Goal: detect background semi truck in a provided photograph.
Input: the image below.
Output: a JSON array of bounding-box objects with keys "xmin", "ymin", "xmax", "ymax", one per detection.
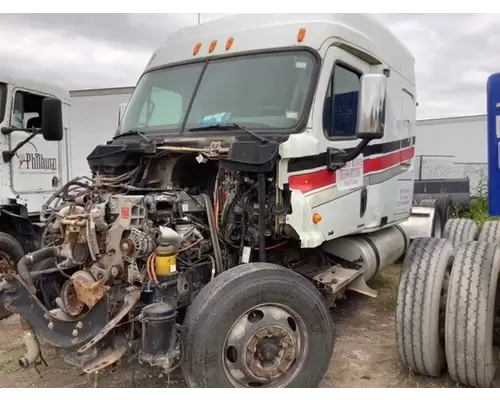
[
  {"xmin": 0, "ymin": 76, "xmax": 73, "ymax": 320},
  {"xmin": 0, "ymin": 77, "xmax": 124, "ymax": 319}
]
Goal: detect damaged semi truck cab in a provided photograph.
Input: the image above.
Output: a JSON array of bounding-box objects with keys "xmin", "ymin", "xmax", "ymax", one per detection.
[{"xmin": 0, "ymin": 14, "xmax": 428, "ymax": 388}]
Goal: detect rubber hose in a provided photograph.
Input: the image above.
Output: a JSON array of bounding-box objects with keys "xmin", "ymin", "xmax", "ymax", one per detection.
[{"xmin": 17, "ymin": 246, "xmax": 60, "ymax": 287}]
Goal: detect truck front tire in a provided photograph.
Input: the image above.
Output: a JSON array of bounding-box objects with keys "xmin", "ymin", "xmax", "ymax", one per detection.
[{"xmin": 181, "ymin": 262, "xmax": 334, "ymax": 388}]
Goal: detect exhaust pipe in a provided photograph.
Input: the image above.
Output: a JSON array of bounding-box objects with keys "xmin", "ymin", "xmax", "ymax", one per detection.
[{"xmin": 18, "ymin": 318, "xmax": 40, "ymax": 369}]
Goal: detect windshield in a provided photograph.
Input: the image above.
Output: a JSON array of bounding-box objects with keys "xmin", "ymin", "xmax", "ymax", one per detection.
[
  {"xmin": 119, "ymin": 50, "xmax": 317, "ymax": 135},
  {"xmin": 0, "ymin": 83, "xmax": 6, "ymax": 124}
]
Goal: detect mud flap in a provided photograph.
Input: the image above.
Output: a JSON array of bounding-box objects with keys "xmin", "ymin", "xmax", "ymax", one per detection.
[{"xmin": 348, "ymin": 275, "xmax": 378, "ymax": 298}]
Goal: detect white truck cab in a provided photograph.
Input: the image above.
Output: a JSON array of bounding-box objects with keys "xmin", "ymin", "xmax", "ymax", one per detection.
[
  {"xmin": 0, "ymin": 14, "xmax": 443, "ymax": 387},
  {"xmin": 0, "ymin": 76, "xmax": 68, "ymax": 254},
  {"xmin": 120, "ymin": 13, "xmax": 418, "ymax": 247}
]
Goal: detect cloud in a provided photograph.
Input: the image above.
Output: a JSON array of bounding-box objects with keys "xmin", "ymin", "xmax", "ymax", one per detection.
[
  {"xmin": 0, "ymin": 13, "xmax": 199, "ymax": 88},
  {"xmin": 376, "ymin": 13, "xmax": 498, "ymax": 117},
  {"xmin": 0, "ymin": 13, "xmax": 498, "ymax": 117}
]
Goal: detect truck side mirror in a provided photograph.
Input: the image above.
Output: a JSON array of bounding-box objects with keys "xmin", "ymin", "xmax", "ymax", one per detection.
[
  {"xmin": 356, "ymin": 73, "xmax": 387, "ymax": 140},
  {"xmin": 41, "ymin": 97, "xmax": 63, "ymax": 141}
]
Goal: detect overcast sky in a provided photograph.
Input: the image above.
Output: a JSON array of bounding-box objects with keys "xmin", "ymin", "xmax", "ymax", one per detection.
[{"xmin": 0, "ymin": 13, "xmax": 496, "ymax": 118}]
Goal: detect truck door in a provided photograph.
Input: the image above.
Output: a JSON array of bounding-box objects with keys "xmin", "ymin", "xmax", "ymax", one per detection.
[
  {"xmin": 400, "ymin": 89, "xmax": 415, "ymax": 168},
  {"xmin": 393, "ymin": 89, "xmax": 416, "ymax": 218},
  {"xmin": 8, "ymin": 89, "xmax": 62, "ymax": 194}
]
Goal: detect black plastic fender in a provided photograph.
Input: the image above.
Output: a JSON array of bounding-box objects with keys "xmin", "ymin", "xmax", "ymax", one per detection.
[{"xmin": 0, "ymin": 274, "xmax": 109, "ymax": 349}]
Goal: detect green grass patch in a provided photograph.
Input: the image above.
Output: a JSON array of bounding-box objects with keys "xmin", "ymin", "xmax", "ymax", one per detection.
[{"xmin": 455, "ymin": 174, "xmax": 499, "ymax": 227}]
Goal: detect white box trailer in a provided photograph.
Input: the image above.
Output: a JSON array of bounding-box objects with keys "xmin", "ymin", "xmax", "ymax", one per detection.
[
  {"xmin": 69, "ymin": 86, "xmax": 134, "ymax": 178},
  {"xmin": 413, "ymin": 114, "xmax": 487, "ymax": 208},
  {"xmin": 415, "ymin": 113, "xmax": 487, "ymax": 164}
]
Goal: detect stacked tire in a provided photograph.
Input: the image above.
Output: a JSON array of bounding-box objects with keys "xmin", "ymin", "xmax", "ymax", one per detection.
[
  {"xmin": 396, "ymin": 218, "xmax": 500, "ymax": 388},
  {"xmin": 419, "ymin": 193, "xmax": 455, "ymax": 236}
]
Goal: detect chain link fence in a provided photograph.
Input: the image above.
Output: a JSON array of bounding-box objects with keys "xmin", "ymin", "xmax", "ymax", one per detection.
[{"xmin": 414, "ymin": 155, "xmax": 488, "ymax": 197}]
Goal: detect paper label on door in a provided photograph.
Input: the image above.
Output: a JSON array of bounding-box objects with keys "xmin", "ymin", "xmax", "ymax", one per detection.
[
  {"xmin": 396, "ymin": 183, "xmax": 414, "ymax": 215},
  {"xmin": 337, "ymin": 154, "xmax": 363, "ymax": 191}
]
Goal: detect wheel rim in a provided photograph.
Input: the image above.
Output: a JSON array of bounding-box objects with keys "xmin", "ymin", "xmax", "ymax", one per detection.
[
  {"xmin": 222, "ymin": 303, "xmax": 309, "ymax": 387},
  {"xmin": 0, "ymin": 251, "xmax": 15, "ymax": 275}
]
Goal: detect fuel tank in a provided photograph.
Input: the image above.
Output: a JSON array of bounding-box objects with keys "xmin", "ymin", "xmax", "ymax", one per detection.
[{"xmin": 321, "ymin": 225, "xmax": 409, "ymax": 281}]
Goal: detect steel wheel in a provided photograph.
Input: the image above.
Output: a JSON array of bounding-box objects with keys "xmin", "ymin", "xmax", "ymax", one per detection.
[{"xmin": 223, "ymin": 303, "xmax": 308, "ymax": 387}]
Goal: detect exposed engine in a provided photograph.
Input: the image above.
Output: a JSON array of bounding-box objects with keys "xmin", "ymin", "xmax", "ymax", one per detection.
[{"xmin": 25, "ymin": 144, "xmax": 296, "ymax": 373}]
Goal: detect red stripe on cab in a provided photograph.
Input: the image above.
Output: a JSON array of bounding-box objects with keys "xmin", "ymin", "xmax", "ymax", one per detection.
[{"xmin": 288, "ymin": 146, "xmax": 415, "ymax": 193}]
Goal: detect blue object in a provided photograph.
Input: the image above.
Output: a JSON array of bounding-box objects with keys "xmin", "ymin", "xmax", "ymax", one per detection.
[
  {"xmin": 198, "ymin": 112, "xmax": 232, "ymax": 127},
  {"xmin": 487, "ymin": 73, "xmax": 500, "ymax": 217},
  {"xmin": 333, "ymin": 91, "xmax": 359, "ymax": 136}
]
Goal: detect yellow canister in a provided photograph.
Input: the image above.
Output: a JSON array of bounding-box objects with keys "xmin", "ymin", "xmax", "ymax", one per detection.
[{"xmin": 154, "ymin": 245, "xmax": 177, "ymax": 277}]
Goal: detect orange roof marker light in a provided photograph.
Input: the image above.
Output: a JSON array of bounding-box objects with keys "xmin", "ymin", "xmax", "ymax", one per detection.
[
  {"xmin": 312, "ymin": 213, "xmax": 322, "ymax": 224},
  {"xmin": 193, "ymin": 43, "xmax": 201, "ymax": 56},
  {"xmin": 209, "ymin": 40, "xmax": 217, "ymax": 53},
  {"xmin": 225, "ymin": 37, "xmax": 234, "ymax": 51},
  {"xmin": 297, "ymin": 28, "xmax": 306, "ymax": 43}
]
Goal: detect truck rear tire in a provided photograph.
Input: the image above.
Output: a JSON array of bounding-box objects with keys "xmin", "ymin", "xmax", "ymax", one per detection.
[
  {"xmin": 396, "ymin": 237, "xmax": 454, "ymax": 377},
  {"xmin": 435, "ymin": 193, "xmax": 454, "ymax": 225},
  {"xmin": 478, "ymin": 220, "xmax": 500, "ymax": 244},
  {"xmin": 445, "ymin": 241, "xmax": 500, "ymax": 387},
  {"xmin": 442, "ymin": 218, "xmax": 478, "ymax": 250},
  {"xmin": 419, "ymin": 193, "xmax": 454, "ymax": 229},
  {"xmin": 181, "ymin": 262, "xmax": 334, "ymax": 388},
  {"xmin": 0, "ymin": 232, "xmax": 25, "ymax": 320}
]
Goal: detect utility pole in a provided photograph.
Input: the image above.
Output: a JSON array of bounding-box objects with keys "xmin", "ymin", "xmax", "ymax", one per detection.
[{"xmin": 197, "ymin": 13, "xmax": 201, "ymax": 25}]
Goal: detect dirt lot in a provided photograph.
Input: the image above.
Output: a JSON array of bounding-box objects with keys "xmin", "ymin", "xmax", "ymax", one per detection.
[{"xmin": 0, "ymin": 264, "xmax": 485, "ymax": 388}]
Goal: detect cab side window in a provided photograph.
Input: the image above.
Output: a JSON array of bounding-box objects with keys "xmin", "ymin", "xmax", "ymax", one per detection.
[
  {"xmin": 12, "ymin": 90, "xmax": 46, "ymax": 131},
  {"xmin": 323, "ymin": 64, "xmax": 361, "ymax": 138}
]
